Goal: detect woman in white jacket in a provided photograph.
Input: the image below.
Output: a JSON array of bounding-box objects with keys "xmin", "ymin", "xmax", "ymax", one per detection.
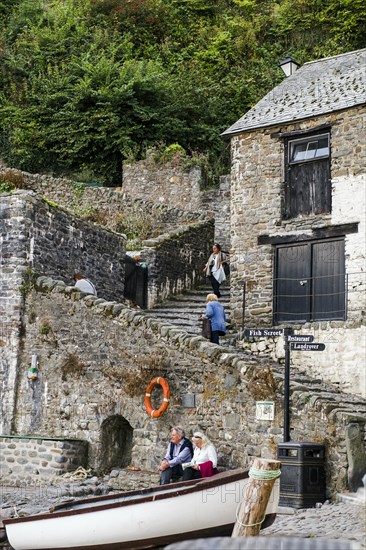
[
  {"xmin": 203, "ymin": 243, "xmax": 228, "ymax": 298},
  {"xmin": 182, "ymin": 432, "xmax": 218, "ymax": 480}
]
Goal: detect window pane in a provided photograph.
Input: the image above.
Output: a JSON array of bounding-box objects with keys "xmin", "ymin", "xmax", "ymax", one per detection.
[
  {"xmin": 290, "ymin": 135, "xmax": 329, "ymax": 163},
  {"xmin": 305, "ymin": 140, "xmax": 319, "ymax": 160},
  {"xmin": 315, "ymin": 136, "xmax": 329, "ymax": 158},
  {"xmin": 291, "ymin": 142, "xmax": 308, "ymax": 162}
]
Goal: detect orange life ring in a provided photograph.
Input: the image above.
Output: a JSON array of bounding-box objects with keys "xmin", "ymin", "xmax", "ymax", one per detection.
[{"xmin": 144, "ymin": 377, "xmax": 170, "ymax": 418}]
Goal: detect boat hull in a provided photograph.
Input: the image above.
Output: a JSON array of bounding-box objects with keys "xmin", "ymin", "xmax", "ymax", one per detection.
[{"xmin": 4, "ymin": 469, "xmax": 279, "ymax": 550}]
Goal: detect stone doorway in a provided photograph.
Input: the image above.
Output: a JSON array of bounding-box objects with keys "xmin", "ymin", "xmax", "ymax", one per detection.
[{"xmin": 100, "ymin": 415, "xmax": 133, "ymax": 470}]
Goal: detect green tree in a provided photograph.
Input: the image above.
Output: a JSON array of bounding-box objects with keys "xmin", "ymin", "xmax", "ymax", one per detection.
[{"xmin": 0, "ymin": 0, "xmax": 365, "ymax": 185}]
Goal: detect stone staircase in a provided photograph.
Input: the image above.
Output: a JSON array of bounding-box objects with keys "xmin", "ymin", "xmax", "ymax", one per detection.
[
  {"xmin": 145, "ymin": 285, "xmax": 366, "ymax": 425},
  {"xmin": 145, "ymin": 282, "xmax": 232, "ymax": 339}
]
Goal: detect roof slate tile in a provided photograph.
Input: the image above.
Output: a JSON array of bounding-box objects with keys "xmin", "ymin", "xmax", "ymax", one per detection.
[{"xmin": 222, "ymin": 49, "xmax": 366, "ymax": 137}]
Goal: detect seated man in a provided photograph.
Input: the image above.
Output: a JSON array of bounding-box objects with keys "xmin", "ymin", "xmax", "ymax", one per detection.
[
  {"xmin": 73, "ymin": 273, "xmax": 97, "ymax": 296},
  {"xmin": 159, "ymin": 426, "xmax": 193, "ymax": 485}
]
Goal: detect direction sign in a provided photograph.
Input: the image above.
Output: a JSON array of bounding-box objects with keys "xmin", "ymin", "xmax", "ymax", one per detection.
[
  {"xmin": 288, "ymin": 335, "xmax": 314, "ymax": 343},
  {"xmin": 244, "ymin": 328, "xmax": 283, "ymax": 338},
  {"xmin": 290, "ymin": 342, "xmax": 325, "ymax": 351}
]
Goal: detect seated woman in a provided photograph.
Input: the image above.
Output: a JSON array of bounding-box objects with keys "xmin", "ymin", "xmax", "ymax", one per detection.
[{"xmin": 182, "ymin": 431, "xmax": 219, "ymax": 480}]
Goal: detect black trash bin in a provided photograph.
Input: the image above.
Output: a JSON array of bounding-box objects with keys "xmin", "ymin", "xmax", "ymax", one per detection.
[{"xmin": 278, "ymin": 441, "xmax": 326, "ymax": 508}]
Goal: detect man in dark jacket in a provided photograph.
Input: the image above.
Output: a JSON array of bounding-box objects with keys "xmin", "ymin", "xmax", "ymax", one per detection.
[{"xmin": 159, "ymin": 426, "xmax": 193, "ymax": 485}]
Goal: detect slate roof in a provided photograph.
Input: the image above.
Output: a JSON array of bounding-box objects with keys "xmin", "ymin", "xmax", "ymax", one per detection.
[{"xmin": 222, "ymin": 49, "xmax": 366, "ymax": 137}]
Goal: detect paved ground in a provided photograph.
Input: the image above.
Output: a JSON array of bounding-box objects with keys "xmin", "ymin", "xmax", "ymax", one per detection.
[{"xmin": 262, "ymin": 500, "xmax": 366, "ymax": 549}]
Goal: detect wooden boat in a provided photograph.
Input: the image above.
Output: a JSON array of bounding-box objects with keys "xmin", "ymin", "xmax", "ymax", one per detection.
[{"xmin": 4, "ymin": 469, "xmax": 279, "ymax": 550}]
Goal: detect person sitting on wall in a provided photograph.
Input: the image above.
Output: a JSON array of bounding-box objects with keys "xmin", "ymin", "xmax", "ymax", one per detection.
[
  {"xmin": 73, "ymin": 273, "xmax": 97, "ymax": 296},
  {"xmin": 182, "ymin": 431, "xmax": 219, "ymax": 481},
  {"xmin": 159, "ymin": 426, "xmax": 193, "ymax": 485}
]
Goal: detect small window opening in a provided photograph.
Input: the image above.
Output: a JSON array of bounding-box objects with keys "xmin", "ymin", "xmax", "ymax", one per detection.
[{"xmin": 289, "ymin": 134, "xmax": 329, "ymax": 163}]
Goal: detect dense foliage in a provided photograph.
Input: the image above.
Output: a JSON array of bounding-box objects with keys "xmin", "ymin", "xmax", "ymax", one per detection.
[{"xmin": 0, "ymin": 0, "xmax": 365, "ymax": 185}]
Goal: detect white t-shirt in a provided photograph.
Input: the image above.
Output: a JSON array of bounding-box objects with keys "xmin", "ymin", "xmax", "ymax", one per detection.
[
  {"xmin": 75, "ymin": 278, "xmax": 97, "ymax": 296},
  {"xmin": 192, "ymin": 444, "xmax": 217, "ymax": 468}
]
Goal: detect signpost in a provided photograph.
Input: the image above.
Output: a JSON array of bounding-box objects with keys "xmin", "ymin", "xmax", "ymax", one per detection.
[
  {"xmin": 244, "ymin": 327, "xmax": 325, "ymax": 442},
  {"xmin": 290, "ymin": 342, "xmax": 325, "ymax": 351},
  {"xmin": 283, "ymin": 328, "xmax": 291, "ymax": 442},
  {"xmin": 288, "ymin": 335, "xmax": 314, "ymax": 343},
  {"xmin": 244, "ymin": 328, "xmax": 283, "ymax": 337}
]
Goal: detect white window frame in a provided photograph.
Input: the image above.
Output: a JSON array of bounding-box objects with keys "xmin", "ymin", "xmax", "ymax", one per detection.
[{"xmin": 289, "ymin": 133, "xmax": 330, "ymax": 164}]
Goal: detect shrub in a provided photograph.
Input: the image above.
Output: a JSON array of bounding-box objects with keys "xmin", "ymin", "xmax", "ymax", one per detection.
[
  {"xmin": 113, "ymin": 205, "xmax": 162, "ymax": 246},
  {"xmin": 151, "ymin": 143, "xmax": 186, "ymax": 164},
  {"xmin": 0, "ymin": 169, "xmax": 26, "ymax": 191}
]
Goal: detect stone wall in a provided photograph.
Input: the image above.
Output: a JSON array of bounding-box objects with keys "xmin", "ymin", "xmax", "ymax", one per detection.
[
  {"xmin": 122, "ymin": 157, "xmax": 231, "ymax": 251},
  {"xmin": 0, "ymin": 191, "xmax": 126, "ymax": 434},
  {"xmin": 122, "ymin": 153, "xmax": 202, "ymax": 212},
  {"xmin": 0, "ymin": 191, "xmax": 126, "ymax": 300},
  {"xmin": 200, "ymin": 175, "xmax": 231, "ymax": 252},
  {"xmin": 1, "ymin": 168, "xmax": 228, "ymax": 301},
  {"xmin": 0, "ymin": 168, "xmax": 208, "ymax": 236},
  {"xmin": 229, "ymin": 105, "xmax": 366, "ymax": 396},
  {"xmin": 8, "ymin": 276, "xmax": 366, "ymax": 496},
  {"xmin": 108, "ymin": 469, "xmax": 160, "ymax": 491},
  {"xmin": 140, "ymin": 219, "xmax": 214, "ymax": 307},
  {"xmin": 0, "ymin": 436, "xmax": 87, "ymax": 484}
]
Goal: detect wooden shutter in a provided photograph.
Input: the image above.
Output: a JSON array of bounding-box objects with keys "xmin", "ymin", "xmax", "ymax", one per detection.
[
  {"xmin": 284, "ymin": 133, "xmax": 331, "ymax": 219},
  {"xmin": 287, "ymin": 159, "xmax": 331, "ymax": 217}
]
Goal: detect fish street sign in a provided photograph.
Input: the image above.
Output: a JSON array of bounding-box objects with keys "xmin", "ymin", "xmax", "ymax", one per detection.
[
  {"xmin": 244, "ymin": 328, "xmax": 283, "ymax": 337},
  {"xmin": 290, "ymin": 342, "xmax": 325, "ymax": 351},
  {"xmin": 288, "ymin": 335, "xmax": 314, "ymax": 343}
]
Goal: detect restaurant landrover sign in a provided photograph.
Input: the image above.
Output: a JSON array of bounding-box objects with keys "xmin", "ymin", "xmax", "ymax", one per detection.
[
  {"xmin": 288, "ymin": 335, "xmax": 314, "ymax": 343},
  {"xmin": 290, "ymin": 342, "xmax": 325, "ymax": 351}
]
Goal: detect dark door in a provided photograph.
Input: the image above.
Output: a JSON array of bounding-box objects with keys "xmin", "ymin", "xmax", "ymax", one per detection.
[
  {"xmin": 312, "ymin": 240, "xmax": 345, "ymax": 320},
  {"xmin": 274, "ymin": 244, "xmax": 311, "ymax": 323},
  {"xmin": 274, "ymin": 239, "xmax": 345, "ymax": 324},
  {"xmin": 284, "ymin": 133, "xmax": 331, "ymax": 219},
  {"xmin": 124, "ymin": 255, "xmax": 148, "ymax": 309}
]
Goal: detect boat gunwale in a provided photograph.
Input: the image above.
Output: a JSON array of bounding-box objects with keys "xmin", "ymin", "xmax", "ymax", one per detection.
[{"xmin": 3, "ymin": 468, "xmax": 249, "ymax": 525}]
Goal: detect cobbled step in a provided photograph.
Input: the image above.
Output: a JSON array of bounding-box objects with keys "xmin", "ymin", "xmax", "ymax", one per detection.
[{"xmin": 146, "ymin": 286, "xmax": 231, "ymax": 336}]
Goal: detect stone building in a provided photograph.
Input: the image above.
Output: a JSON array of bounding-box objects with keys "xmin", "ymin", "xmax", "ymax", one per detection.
[{"xmin": 222, "ymin": 49, "xmax": 366, "ymax": 397}]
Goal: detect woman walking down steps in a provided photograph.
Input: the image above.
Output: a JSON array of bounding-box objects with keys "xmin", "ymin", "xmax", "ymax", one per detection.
[{"xmin": 203, "ymin": 243, "xmax": 229, "ymax": 298}]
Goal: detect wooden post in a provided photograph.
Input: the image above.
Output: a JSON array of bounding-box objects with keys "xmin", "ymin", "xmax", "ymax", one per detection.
[{"xmin": 232, "ymin": 457, "xmax": 281, "ymax": 538}]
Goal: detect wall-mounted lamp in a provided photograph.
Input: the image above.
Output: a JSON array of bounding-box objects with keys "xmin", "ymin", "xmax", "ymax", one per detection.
[
  {"xmin": 279, "ymin": 56, "xmax": 300, "ymax": 77},
  {"xmin": 28, "ymin": 354, "xmax": 38, "ymax": 380}
]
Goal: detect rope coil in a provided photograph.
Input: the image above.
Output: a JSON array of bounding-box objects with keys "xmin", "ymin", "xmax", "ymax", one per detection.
[
  {"xmin": 235, "ymin": 508, "xmax": 266, "ymax": 528},
  {"xmin": 235, "ymin": 466, "xmax": 281, "ymax": 528},
  {"xmin": 248, "ymin": 467, "xmax": 281, "ymax": 480}
]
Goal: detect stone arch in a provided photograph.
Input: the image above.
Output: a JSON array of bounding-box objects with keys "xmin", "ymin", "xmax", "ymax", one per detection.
[{"xmin": 100, "ymin": 415, "xmax": 133, "ymax": 470}]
